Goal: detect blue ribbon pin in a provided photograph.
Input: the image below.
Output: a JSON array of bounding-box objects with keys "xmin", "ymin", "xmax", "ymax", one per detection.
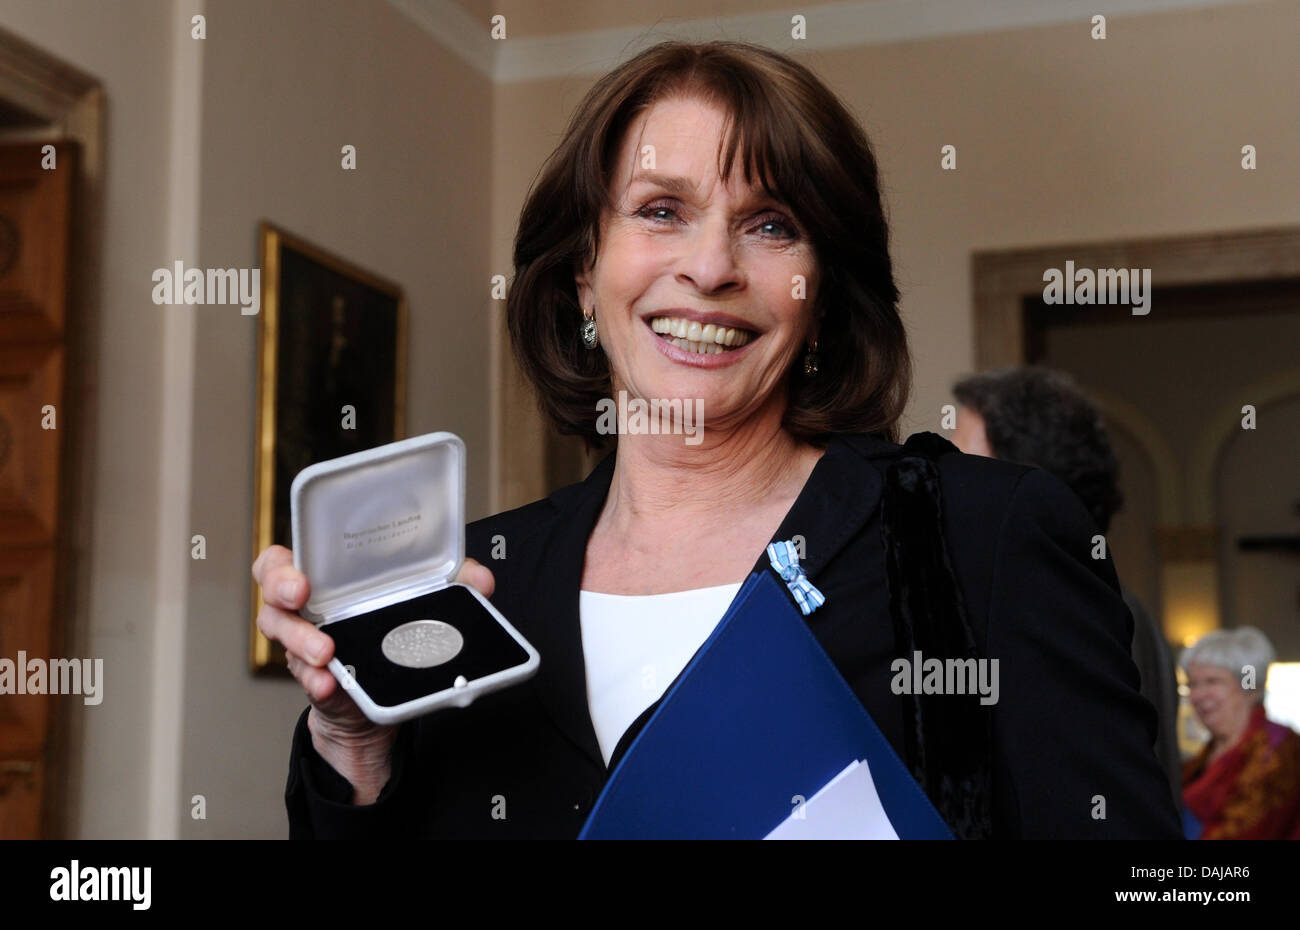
[{"xmin": 766, "ymin": 539, "xmax": 825, "ymax": 616}]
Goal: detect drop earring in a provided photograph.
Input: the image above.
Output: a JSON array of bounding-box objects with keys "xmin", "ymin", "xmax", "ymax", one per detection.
[
  {"xmin": 803, "ymin": 338, "xmax": 819, "ymax": 376},
  {"xmin": 582, "ymin": 306, "xmax": 599, "ymax": 349}
]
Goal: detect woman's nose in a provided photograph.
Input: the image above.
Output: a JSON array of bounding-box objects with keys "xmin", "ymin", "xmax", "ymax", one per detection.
[{"xmin": 676, "ymin": 219, "xmax": 744, "ymax": 295}]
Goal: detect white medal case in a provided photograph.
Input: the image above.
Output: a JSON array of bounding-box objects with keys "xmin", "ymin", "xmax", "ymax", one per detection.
[{"xmin": 290, "ymin": 432, "xmax": 539, "ymax": 724}]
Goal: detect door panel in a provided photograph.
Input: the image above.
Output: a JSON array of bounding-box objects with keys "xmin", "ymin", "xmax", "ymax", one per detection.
[
  {"xmin": 0, "ymin": 143, "xmax": 70, "ymax": 340},
  {"xmin": 0, "ymin": 140, "xmax": 74, "ymax": 839}
]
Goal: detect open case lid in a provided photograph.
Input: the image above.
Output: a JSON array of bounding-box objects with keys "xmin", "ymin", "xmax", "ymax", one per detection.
[{"xmin": 290, "ymin": 432, "xmax": 465, "ymax": 624}]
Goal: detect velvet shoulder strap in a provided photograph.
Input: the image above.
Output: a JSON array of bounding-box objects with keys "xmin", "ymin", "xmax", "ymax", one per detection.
[{"xmin": 879, "ymin": 431, "xmax": 992, "ymax": 839}]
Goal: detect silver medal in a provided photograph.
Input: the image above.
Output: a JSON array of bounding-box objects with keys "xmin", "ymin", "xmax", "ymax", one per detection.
[{"xmin": 381, "ymin": 619, "xmax": 465, "ymax": 668}]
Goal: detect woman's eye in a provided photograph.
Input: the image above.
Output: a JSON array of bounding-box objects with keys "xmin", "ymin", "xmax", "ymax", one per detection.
[
  {"xmin": 633, "ymin": 202, "xmax": 799, "ymax": 241},
  {"xmin": 635, "ymin": 202, "xmax": 679, "ymax": 223},
  {"xmin": 756, "ymin": 214, "xmax": 799, "ymax": 240}
]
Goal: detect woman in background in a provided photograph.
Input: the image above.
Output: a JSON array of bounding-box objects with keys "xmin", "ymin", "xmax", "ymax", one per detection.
[{"xmin": 1181, "ymin": 627, "xmax": 1300, "ymax": 839}]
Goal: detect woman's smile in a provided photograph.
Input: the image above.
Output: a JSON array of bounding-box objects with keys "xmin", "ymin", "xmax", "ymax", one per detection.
[{"xmin": 642, "ymin": 309, "xmax": 760, "ymax": 368}]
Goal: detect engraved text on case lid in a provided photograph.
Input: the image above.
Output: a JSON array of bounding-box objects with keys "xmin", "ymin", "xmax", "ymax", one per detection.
[{"xmin": 381, "ymin": 619, "xmax": 465, "ymax": 668}]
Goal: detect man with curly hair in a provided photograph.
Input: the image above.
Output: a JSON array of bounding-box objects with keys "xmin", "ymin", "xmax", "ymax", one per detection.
[{"xmin": 951, "ymin": 366, "xmax": 1182, "ymax": 805}]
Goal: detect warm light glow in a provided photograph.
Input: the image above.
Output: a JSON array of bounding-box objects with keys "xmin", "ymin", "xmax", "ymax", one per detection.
[
  {"xmin": 1168, "ymin": 609, "xmax": 1217, "ymax": 649},
  {"xmin": 1161, "ymin": 561, "xmax": 1220, "ymax": 649}
]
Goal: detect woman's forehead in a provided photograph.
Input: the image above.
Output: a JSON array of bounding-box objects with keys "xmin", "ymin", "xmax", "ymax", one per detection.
[
  {"xmin": 1189, "ymin": 663, "xmax": 1234, "ymax": 678},
  {"xmin": 614, "ymin": 100, "xmax": 779, "ymax": 200}
]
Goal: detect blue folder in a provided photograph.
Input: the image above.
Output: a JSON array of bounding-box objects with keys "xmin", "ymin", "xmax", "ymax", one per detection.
[{"xmin": 579, "ymin": 569, "xmax": 953, "ymax": 839}]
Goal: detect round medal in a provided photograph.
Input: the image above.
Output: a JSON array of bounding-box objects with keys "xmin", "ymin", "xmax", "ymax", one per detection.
[{"xmin": 381, "ymin": 619, "xmax": 465, "ymax": 668}]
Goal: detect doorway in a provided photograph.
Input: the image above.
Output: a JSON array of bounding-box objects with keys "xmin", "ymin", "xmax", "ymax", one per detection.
[{"xmin": 972, "ymin": 227, "xmax": 1300, "ymax": 742}]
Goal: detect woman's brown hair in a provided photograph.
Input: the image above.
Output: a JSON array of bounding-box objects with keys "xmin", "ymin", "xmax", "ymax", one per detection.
[{"xmin": 508, "ymin": 40, "xmax": 910, "ymax": 445}]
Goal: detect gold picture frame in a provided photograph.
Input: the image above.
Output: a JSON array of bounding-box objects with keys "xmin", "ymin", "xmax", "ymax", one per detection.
[{"xmin": 250, "ymin": 222, "xmax": 407, "ymax": 673}]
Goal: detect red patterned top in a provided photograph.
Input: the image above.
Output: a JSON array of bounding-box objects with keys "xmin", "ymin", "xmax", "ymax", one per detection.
[{"xmin": 1183, "ymin": 703, "xmax": 1300, "ymax": 840}]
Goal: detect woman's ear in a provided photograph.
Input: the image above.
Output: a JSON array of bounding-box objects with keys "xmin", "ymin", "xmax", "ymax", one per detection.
[
  {"xmin": 573, "ymin": 226, "xmax": 601, "ymax": 312},
  {"xmin": 574, "ymin": 256, "xmax": 595, "ymax": 314},
  {"xmin": 574, "ymin": 275, "xmax": 592, "ymax": 313},
  {"xmin": 808, "ymin": 303, "xmax": 826, "ymax": 345}
]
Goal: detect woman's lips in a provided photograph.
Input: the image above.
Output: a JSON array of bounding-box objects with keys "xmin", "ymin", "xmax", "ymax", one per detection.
[
  {"xmin": 644, "ymin": 308, "xmax": 756, "ymax": 331},
  {"xmin": 649, "ymin": 316, "xmax": 752, "ymax": 352},
  {"xmin": 644, "ymin": 315, "xmax": 759, "ymax": 368}
]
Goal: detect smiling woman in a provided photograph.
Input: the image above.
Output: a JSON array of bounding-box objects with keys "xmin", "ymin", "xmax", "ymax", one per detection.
[
  {"xmin": 510, "ymin": 40, "xmax": 909, "ymax": 446},
  {"xmin": 1180, "ymin": 628, "xmax": 1300, "ymax": 839},
  {"xmin": 254, "ymin": 40, "xmax": 1183, "ymax": 840}
]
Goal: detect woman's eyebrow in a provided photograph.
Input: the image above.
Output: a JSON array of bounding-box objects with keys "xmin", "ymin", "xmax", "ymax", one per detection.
[{"xmin": 629, "ymin": 171, "xmax": 697, "ymax": 197}]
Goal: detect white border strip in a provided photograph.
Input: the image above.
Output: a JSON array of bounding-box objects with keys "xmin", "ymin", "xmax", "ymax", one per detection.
[
  {"xmin": 147, "ymin": 0, "xmax": 204, "ymax": 840},
  {"xmin": 391, "ymin": 0, "xmax": 1259, "ymax": 83}
]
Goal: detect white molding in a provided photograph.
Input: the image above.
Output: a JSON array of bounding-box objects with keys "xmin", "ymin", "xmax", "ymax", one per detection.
[
  {"xmin": 391, "ymin": 0, "xmax": 1258, "ymax": 83},
  {"xmin": 147, "ymin": 0, "xmax": 204, "ymax": 841},
  {"xmin": 387, "ymin": 0, "xmax": 496, "ymax": 77}
]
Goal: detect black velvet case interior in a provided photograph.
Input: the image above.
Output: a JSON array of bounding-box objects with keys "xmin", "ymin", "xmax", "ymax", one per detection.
[{"xmin": 324, "ymin": 584, "xmax": 529, "ymax": 709}]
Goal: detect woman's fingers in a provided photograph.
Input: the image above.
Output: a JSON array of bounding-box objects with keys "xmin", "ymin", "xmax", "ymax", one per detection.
[
  {"xmin": 456, "ymin": 557, "xmax": 495, "ymax": 598},
  {"xmin": 254, "ymin": 546, "xmax": 373, "ymax": 729},
  {"xmin": 252, "ymin": 544, "xmax": 310, "ymax": 611},
  {"xmin": 288, "ymin": 651, "xmax": 374, "ymax": 729},
  {"xmin": 287, "ymin": 652, "xmax": 338, "ymax": 703},
  {"xmin": 257, "ymin": 602, "xmax": 334, "ymax": 668}
]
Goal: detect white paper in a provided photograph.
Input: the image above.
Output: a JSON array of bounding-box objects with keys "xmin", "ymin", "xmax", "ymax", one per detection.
[{"xmin": 763, "ymin": 759, "xmax": 899, "ymax": 840}]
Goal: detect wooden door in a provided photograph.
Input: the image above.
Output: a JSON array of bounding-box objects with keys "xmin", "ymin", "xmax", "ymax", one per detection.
[{"xmin": 0, "ymin": 140, "xmax": 75, "ymax": 839}]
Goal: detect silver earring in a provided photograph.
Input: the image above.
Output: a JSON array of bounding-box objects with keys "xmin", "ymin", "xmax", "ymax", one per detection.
[
  {"xmin": 582, "ymin": 306, "xmax": 599, "ymax": 349},
  {"xmin": 803, "ymin": 338, "xmax": 819, "ymax": 376}
]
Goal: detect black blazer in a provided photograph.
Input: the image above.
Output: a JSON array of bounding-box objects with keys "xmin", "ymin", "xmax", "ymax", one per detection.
[{"xmin": 285, "ymin": 432, "xmax": 1183, "ymax": 839}]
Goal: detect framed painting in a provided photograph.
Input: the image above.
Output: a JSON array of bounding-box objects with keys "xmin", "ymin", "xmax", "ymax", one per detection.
[{"xmin": 250, "ymin": 221, "xmax": 406, "ymax": 673}]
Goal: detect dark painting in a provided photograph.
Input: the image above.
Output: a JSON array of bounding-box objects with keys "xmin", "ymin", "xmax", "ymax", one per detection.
[{"xmin": 252, "ymin": 223, "xmax": 405, "ymax": 671}]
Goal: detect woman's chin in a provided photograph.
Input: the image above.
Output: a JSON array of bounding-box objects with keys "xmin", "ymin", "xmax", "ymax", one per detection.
[{"xmin": 604, "ymin": 383, "xmax": 769, "ymax": 441}]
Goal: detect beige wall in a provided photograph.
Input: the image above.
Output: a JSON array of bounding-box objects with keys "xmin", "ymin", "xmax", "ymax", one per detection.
[
  {"xmin": 183, "ymin": 0, "xmax": 492, "ymax": 838},
  {"xmin": 844, "ymin": 0, "xmax": 1298, "ymax": 435},
  {"xmin": 490, "ymin": 78, "xmax": 587, "ymax": 507}
]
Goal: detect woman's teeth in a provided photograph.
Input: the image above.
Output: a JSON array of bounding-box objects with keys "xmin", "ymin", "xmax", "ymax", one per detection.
[{"xmin": 649, "ymin": 316, "xmax": 753, "ymax": 355}]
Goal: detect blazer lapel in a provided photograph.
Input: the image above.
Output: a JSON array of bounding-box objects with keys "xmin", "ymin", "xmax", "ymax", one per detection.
[
  {"xmin": 753, "ymin": 432, "xmax": 890, "ymax": 583},
  {"xmin": 525, "ymin": 451, "xmax": 617, "ymax": 772}
]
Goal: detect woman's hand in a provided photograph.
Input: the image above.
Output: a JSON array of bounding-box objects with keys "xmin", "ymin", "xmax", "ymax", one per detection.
[{"xmin": 252, "ymin": 544, "xmax": 496, "ymax": 804}]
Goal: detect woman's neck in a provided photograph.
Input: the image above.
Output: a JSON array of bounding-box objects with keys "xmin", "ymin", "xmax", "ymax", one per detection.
[{"xmin": 599, "ymin": 411, "xmax": 821, "ymax": 535}]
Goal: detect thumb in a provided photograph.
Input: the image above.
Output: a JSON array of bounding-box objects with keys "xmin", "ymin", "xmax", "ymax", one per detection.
[{"xmin": 455, "ymin": 557, "xmax": 495, "ymax": 599}]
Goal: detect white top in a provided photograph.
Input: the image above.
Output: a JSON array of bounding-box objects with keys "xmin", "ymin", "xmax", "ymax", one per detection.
[{"xmin": 579, "ymin": 582, "xmax": 743, "ymax": 766}]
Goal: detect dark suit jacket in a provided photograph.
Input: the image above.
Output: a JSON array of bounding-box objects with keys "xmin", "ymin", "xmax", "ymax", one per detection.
[
  {"xmin": 1123, "ymin": 587, "xmax": 1183, "ymax": 806},
  {"xmin": 285, "ymin": 432, "xmax": 1183, "ymax": 839}
]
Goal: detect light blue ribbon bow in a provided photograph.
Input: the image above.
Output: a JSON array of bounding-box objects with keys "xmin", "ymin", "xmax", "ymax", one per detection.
[{"xmin": 766, "ymin": 539, "xmax": 825, "ymax": 616}]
